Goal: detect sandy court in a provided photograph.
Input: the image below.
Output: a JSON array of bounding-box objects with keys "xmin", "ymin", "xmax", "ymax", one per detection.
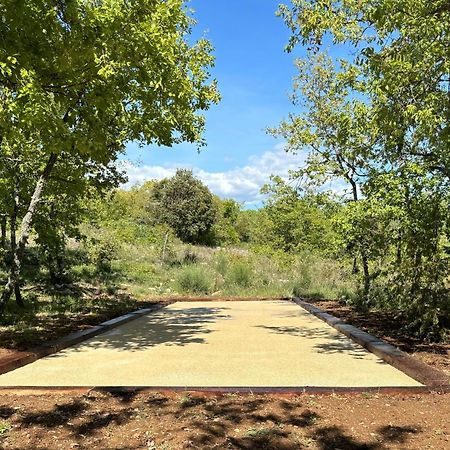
[{"xmin": 0, "ymin": 300, "xmax": 422, "ymax": 387}]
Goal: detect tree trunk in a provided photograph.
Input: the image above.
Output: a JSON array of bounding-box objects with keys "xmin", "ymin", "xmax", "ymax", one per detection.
[
  {"xmin": 0, "ymin": 215, "xmax": 6, "ymax": 249},
  {"xmin": 7, "ymin": 174, "xmax": 24, "ymax": 307},
  {"xmin": 361, "ymin": 253, "xmax": 370, "ymax": 303},
  {"xmin": 0, "ymin": 153, "xmax": 58, "ymax": 315},
  {"xmin": 352, "ymin": 257, "xmax": 359, "ymax": 274},
  {"xmin": 348, "ymin": 176, "xmax": 371, "ymax": 303},
  {"xmin": 14, "ymin": 283, "xmax": 24, "ymax": 308}
]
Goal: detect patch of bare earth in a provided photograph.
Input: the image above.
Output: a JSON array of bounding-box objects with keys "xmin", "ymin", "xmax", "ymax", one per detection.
[
  {"xmin": 312, "ymin": 300, "xmax": 450, "ymax": 377},
  {"xmin": 0, "ymin": 392, "xmax": 449, "ymax": 449}
]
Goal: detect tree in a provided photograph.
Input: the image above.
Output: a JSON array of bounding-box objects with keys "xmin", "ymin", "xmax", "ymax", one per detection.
[
  {"xmin": 269, "ymin": 53, "xmax": 375, "ymax": 299},
  {"xmin": 34, "ymin": 155, "xmax": 125, "ymax": 284},
  {"xmin": 261, "ymin": 176, "xmax": 338, "ymax": 254},
  {"xmin": 0, "ymin": 0, "xmax": 219, "ymax": 313},
  {"xmin": 211, "ymin": 198, "xmax": 242, "ymax": 245},
  {"xmin": 277, "ymin": 0, "xmax": 450, "ymax": 178},
  {"xmin": 277, "ymin": 0, "xmax": 450, "ymax": 337},
  {"xmin": 151, "ymin": 169, "xmax": 217, "ymax": 244}
]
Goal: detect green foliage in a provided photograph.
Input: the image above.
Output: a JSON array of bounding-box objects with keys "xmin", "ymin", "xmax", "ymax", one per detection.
[
  {"xmin": 262, "ymin": 176, "xmax": 339, "ymax": 254},
  {"xmin": 215, "ymin": 251, "xmax": 229, "ymax": 276},
  {"xmin": 87, "ymin": 236, "xmax": 118, "ymax": 276},
  {"xmin": 274, "ymin": 0, "xmax": 450, "ymax": 339},
  {"xmin": 150, "ymin": 170, "xmax": 217, "ymax": 244},
  {"xmin": 227, "ymin": 262, "xmax": 253, "ymax": 287},
  {"xmin": 182, "ymin": 248, "xmax": 199, "ymax": 265},
  {"xmin": 291, "ymin": 253, "xmax": 355, "ymax": 301},
  {"xmin": 0, "ymin": 420, "xmax": 12, "ymax": 435},
  {"xmin": 0, "ymin": 0, "xmax": 219, "ymax": 312},
  {"xmin": 176, "ymin": 266, "xmax": 212, "ymax": 294}
]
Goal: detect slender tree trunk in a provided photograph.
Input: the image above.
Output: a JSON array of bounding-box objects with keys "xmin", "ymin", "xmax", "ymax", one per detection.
[
  {"xmin": 0, "ymin": 215, "xmax": 6, "ymax": 249},
  {"xmin": 0, "ymin": 153, "xmax": 58, "ymax": 315},
  {"xmin": 8, "ymin": 175, "xmax": 24, "ymax": 307},
  {"xmin": 348, "ymin": 177, "xmax": 371, "ymax": 303},
  {"xmin": 361, "ymin": 253, "xmax": 370, "ymax": 302},
  {"xmin": 56, "ymin": 252, "xmax": 66, "ymax": 283},
  {"xmin": 161, "ymin": 231, "xmax": 169, "ymax": 262},
  {"xmin": 352, "ymin": 257, "xmax": 359, "ymax": 274}
]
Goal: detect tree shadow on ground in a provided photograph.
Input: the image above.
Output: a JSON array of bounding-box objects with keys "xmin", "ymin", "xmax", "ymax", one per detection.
[
  {"xmin": 308, "ymin": 300, "xmax": 450, "ymax": 358},
  {"xmin": 47, "ymin": 306, "xmax": 231, "ymax": 354},
  {"xmin": 256, "ymin": 325, "xmax": 369, "ymax": 359},
  {"xmin": 312, "ymin": 424, "xmax": 421, "ymax": 450},
  {"xmin": 0, "ymin": 293, "xmax": 161, "ymax": 351},
  {"xmin": 19, "ymin": 397, "xmax": 132, "ymax": 437},
  {"xmin": 0, "ymin": 393, "xmax": 426, "ymax": 450}
]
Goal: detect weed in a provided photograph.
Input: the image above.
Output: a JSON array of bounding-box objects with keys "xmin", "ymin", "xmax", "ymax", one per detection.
[
  {"xmin": 245, "ymin": 427, "xmax": 275, "ymax": 438},
  {"xmin": 182, "ymin": 248, "xmax": 199, "ymax": 265},
  {"xmin": 0, "ymin": 421, "xmax": 12, "ymax": 435},
  {"xmin": 215, "ymin": 251, "xmax": 228, "ymax": 275},
  {"xmin": 179, "ymin": 394, "xmax": 203, "ymax": 408}
]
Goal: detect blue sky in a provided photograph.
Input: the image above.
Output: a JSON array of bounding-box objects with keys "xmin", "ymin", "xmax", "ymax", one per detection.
[{"xmin": 123, "ymin": 0, "xmax": 308, "ymax": 206}]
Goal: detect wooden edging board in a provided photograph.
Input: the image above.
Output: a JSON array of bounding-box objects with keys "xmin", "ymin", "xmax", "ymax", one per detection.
[
  {"xmin": 293, "ymin": 297, "xmax": 450, "ymax": 388},
  {"xmin": 1, "ymin": 385, "xmax": 450, "ymax": 396}
]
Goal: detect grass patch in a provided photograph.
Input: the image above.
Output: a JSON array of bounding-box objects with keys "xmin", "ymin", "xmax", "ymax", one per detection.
[
  {"xmin": 176, "ymin": 266, "xmax": 212, "ymax": 295},
  {"xmin": 228, "ymin": 262, "xmax": 252, "ymax": 287},
  {"xmin": 0, "ymin": 421, "xmax": 12, "ymax": 436}
]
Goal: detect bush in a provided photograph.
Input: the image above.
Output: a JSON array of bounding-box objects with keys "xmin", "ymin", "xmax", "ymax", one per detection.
[
  {"xmin": 182, "ymin": 248, "xmax": 199, "ymax": 265},
  {"xmin": 87, "ymin": 236, "xmax": 117, "ymax": 275},
  {"xmin": 176, "ymin": 266, "xmax": 212, "ymax": 294},
  {"xmin": 215, "ymin": 251, "xmax": 228, "ymax": 276},
  {"xmin": 228, "ymin": 262, "xmax": 252, "ymax": 287},
  {"xmin": 291, "ymin": 273, "xmax": 312, "ymax": 297}
]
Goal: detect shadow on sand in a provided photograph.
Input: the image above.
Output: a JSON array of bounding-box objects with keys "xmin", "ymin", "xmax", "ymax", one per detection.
[{"xmin": 48, "ymin": 306, "xmax": 232, "ymax": 355}]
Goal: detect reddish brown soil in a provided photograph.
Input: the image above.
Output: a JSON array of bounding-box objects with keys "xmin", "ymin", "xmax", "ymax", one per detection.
[
  {"xmin": 0, "ymin": 391, "xmax": 449, "ymax": 449},
  {"xmin": 312, "ymin": 300, "xmax": 450, "ymax": 377}
]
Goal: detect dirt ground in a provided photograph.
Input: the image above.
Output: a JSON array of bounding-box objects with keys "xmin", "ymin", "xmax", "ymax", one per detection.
[
  {"xmin": 0, "ymin": 301, "xmax": 421, "ymax": 388},
  {"xmin": 0, "ymin": 391, "xmax": 449, "ymax": 449},
  {"xmin": 312, "ymin": 300, "xmax": 450, "ymax": 377},
  {"xmin": 1, "ymin": 297, "xmax": 448, "ymax": 379}
]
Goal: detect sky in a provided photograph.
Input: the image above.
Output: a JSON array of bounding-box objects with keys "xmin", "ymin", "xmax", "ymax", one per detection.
[{"xmin": 123, "ymin": 0, "xmax": 307, "ymax": 207}]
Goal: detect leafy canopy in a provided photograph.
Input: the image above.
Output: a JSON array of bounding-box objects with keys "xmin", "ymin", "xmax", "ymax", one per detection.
[
  {"xmin": 150, "ymin": 169, "xmax": 217, "ymax": 244},
  {"xmin": 0, "ymin": 0, "xmax": 220, "ymax": 164}
]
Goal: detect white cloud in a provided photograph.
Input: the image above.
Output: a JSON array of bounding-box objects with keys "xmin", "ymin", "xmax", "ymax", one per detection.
[{"xmin": 120, "ymin": 144, "xmax": 308, "ymax": 206}]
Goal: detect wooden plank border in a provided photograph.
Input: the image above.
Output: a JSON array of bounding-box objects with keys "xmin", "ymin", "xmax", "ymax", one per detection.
[{"xmin": 0, "ymin": 385, "xmax": 449, "ymax": 396}]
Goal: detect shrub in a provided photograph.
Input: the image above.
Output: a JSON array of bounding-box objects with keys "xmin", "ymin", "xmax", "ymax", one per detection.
[
  {"xmin": 182, "ymin": 248, "xmax": 199, "ymax": 265},
  {"xmin": 228, "ymin": 262, "xmax": 252, "ymax": 287},
  {"xmin": 87, "ymin": 236, "xmax": 118, "ymax": 275},
  {"xmin": 215, "ymin": 251, "xmax": 228, "ymax": 276},
  {"xmin": 176, "ymin": 266, "xmax": 211, "ymax": 294},
  {"xmin": 291, "ymin": 275, "xmax": 312, "ymax": 298}
]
